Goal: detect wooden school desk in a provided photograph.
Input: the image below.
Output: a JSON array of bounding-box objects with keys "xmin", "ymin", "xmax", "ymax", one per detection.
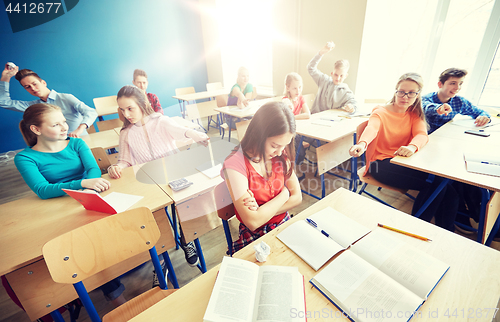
[
  {"xmin": 80, "ymin": 129, "xmax": 120, "ymax": 150},
  {"xmin": 392, "ymin": 121, "xmax": 500, "ymax": 245},
  {"xmin": 1, "ymin": 166, "xmax": 175, "ymax": 320},
  {"xmin": 214, "ymin": 97, "xmax": 277, "ymax": 141},
  {"xmin": 173, "ymin": 88, "xmax": 228, "ymax": 119},
  {"xmin": 295, "ymin": 109, "xmax": 368, "ymax": 199},
  {"xmin": 129, "ymin": 187, "xmax": 500, "ymax": 322},
  {"xmin": 137, "ymin": 138, "xmax": 237, "ymax": 272}
]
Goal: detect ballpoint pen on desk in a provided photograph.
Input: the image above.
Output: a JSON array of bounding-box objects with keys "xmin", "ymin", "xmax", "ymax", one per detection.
[
  {"xmin": 306, "ymin": 218, "xmax": 335, "ymax": 240},
  {"xmin": 378, "ymin": 223, "xmax": 432, "ymax": 242}
]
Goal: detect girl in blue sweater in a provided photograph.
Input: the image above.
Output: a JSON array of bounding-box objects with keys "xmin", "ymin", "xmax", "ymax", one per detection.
[{"xmin": 12, "ymin": 103, "xmax": 126, "ymax": 307}]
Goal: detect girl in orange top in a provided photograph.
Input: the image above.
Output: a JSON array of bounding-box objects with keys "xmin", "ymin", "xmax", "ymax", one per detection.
[
  {"xmin": 222, "ymin": 102, "xmax": 302, "ymax": 252},
  {"xmin": 350, "ymin": 73, "xmax": 458, "ymax": 231}
]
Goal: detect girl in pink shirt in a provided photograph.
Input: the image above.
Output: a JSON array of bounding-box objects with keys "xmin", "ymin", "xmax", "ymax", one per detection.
[
  {"xmin": 108, "ymin": 85, "xmax": 208, "ymax": 175},
  {"xmin": 108, "ymin": 85, "xmax": 209, "ymax": 280},
  {"xmin": 350, "ymin": 73, "xmax": 458, "ymax": 231}
]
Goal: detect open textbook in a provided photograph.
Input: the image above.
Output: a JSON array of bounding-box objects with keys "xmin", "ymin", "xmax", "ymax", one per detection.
[
  {"xmin": 310, "ymin": 229, "xmax": 449, "ymax": 322},
  {"xmin": 277, "ymin": 207, "xmax": 371, "ymax": 270},
  {"xmin": 464, "ymin": 151, "xmax": 500, "ymax": 177},
  {"xmin": 62, "ymin": 189, "xmax": 143, "ymax": 214},
  {"xmin": 203, "ymin": 256, "xmax": 306, "ymax": 322}
]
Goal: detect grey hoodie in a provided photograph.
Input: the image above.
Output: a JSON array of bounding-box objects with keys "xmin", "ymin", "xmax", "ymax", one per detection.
[{"xmin": 307, "ymin": 52, "xmax": 358, "ymax": 114}]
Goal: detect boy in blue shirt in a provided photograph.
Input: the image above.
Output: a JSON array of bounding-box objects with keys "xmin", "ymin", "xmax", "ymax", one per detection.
[
  {"xmin": 423, "ymin": 68, "xmax": 491, "ymax": 235},
  {"xmin": 422, "ymin": 68, "xmax": 490, "ymax": 134},
  {"xmin": 0, "ymin": 63, "xmax": 97, "ymax": 137}
]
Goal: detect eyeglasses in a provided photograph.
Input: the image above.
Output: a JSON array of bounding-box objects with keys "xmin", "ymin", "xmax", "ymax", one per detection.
[{"xmin": 395, "ymin": 91, "xmax": 419, "ymax": 98}]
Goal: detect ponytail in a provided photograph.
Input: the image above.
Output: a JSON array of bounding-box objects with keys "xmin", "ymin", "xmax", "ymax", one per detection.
[{"xmin": 19, "ymin": 103, "xmax": 61, "ymax": 147}]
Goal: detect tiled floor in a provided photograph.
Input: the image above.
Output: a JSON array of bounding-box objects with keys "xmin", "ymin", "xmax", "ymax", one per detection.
[{"xmin": 0, "ymin": 126, "xmax": 498, "ymax": 322}]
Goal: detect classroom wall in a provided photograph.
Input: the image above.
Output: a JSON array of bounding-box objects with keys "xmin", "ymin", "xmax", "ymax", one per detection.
[
  {"xmin": 199, "ymin": 0, "xmax": 224, "ymax": 85},
  {"xmin": 198, "ymin": 0, "xmax": 367, "ymax": 97},
  {"xmin": 272, "ymin": 0, "xmax": 367, "ymax": 97},
  {"xmin": 0, "ymin": 0, "xmax": 209, "ymax": 153}
]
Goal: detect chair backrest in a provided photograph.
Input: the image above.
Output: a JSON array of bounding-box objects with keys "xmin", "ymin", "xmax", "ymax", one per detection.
[
  {"xmin": 91, "ymin": 147, "xmax": 112, "ymax": 174},
  {"xmin": 185, "ymin": 100, "xmax": 219, "ymax": 121},
  {"xmin": 302, "ymin": 93, "xmax": 316, "ymax": 107},
  {"xmin": 175, "ymin": 87, "xmax": 195, "ymax": 96},
  {"xmin": 235, "ymin": 120, "xmax": 251, "ymax": 141},
  {"xmin": 93, "ymin": 96, "xmax": 119, "ymax": 117},
  {"xmin": 206, "ymin": 82, "xmax": 223, "ymax": 91},
  {"xmin": 89, "ymin": 118, "xmax": 123, "ymax": 134},
  {"xmin": 207, "ymin": 82, "xmax": 228, "ymax": 107},
  {"xmin": 215, "ymin": 94, "xmax": 228, "ymax": 107},
  {"xmin": 42, "ymin": 207, "xmax": 160, "ymax": 284},
  {"xmin": 214, "ymin": 182, "xmax": 235, "ymax": 221},
  {"xmin": 214, "ymin": 181, "xmax": 236, "ymax": 256},
  {"xmin": 95, "ymin": 118, "xmax": 123, "ymax": 132}
]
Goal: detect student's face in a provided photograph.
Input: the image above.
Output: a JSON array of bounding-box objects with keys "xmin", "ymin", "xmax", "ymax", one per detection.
[
  {"xmin": 237, "ymin": 70, "xmax": 250, "ymax": 85},
  {"xmin": 394, "ymin": 80, "xmax": 420, "ymax": 109},
  {"xmin": 287, "ymin": 80, "xmax": 303, "ymax": 99},
  {"xmin": 331, "ymin": 68, "xmax": 348, "ymax": 85},
  {"xmin": 20, "ymin": 76, "xmax": 50, "ymax": 98},
  {"xmin": 118, "ymin": 97, "xmax": 144, "ymax": 124},
  {"xmin": 31, "ymin": 110, "xmax": 68, "ymax": 141},
  {"xmin": 438, "ymin": 77, "xmax": 464, "ymax": 99},
  {"xmin": 264, "ymin": 132, "xmax": 294, "ymax": 160},
  {"xmin": 133, "ymin": 76, "xmax": 148, "ymax": 93}
]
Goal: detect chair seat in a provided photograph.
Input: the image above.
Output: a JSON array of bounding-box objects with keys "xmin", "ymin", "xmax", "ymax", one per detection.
[
  {"xmin": 357, "ymin": 166, "xmax": 409, "ymax": 195},
  {"xmin": 103, "ymin": 288, "xmax": 177, "ymax": 322}
]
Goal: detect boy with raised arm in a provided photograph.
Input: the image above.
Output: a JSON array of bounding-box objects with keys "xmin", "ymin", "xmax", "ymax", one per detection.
[
  {"xmin": 422, "ymin": 68, "xmax": 490, "ymax": 134},
  {"xmin": 0, "ymin": 63, "xmax": 97, "ymax": 137},
  {"xmin": 307, "ymin": 41, "xmax": 358, "ymax": 114}
]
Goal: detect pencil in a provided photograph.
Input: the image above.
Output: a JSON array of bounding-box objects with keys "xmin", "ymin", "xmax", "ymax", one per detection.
[{"xmin": 377, "ymin": 223, "xmax": 432, "ymax": 242}]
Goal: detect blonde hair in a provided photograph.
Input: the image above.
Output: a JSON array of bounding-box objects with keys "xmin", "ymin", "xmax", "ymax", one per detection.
[
  {"xmin": 334, "ymin": 60, "xmax": 350, "ymax": 70},
  {"xmin": 283, "ymin": 72, "xmax": 303, "ymax": 98},
  {"xmin": 19, "ymin": 103, "xmax": 61, "ymax": 147},
  {"xmin": 236, "ymin": 66, "xmax": 249, "ymax": 83},
  {"xmin": 389, "ymin": 72, "xmax": 426, "ymax": 121}
]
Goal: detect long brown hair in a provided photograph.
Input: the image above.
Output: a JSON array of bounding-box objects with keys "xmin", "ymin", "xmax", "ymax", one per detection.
[
  {"xmin": 19, "ymin": 103, "xmax": 61, "ymax": 146},
  {"xmin": 117, "ymin": 85, "xmax": 155, "ymax": 128},
  {"xmin": 389, "ymin": 72, "xmax": 426, "ymax": 121},
  {"xmin": 240, "ymin": 101, "xmax": 296, "ymax": 179}
]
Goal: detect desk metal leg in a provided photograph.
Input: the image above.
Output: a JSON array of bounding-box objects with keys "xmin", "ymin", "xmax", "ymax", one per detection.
[
  {"xmin": 228, "ymin": 116, "xmax": 233, "ymax": 142},
  {"xmin": 350, "ymin": 155, "xmax": 358, "ymax": 192},
  {"xmin": 150, "ymin": 246, "xmax": 168, "ymax": 290},
  {"xmin": 194, "ymin": 238, "xmax": 207, "ymax": 273},
  {"xmin": 50, "ymin": 310, "xmax": 65, "ymax": 322},
  {"xmin": 177, "ymin": 99, "xmax": 183, "ymax": 118},
  {"xmin": 477, "ymin": 189, "xmax": 490, "ymax": 244},
  {"xmin": 321, "ymin": 173, "xmax": 326, "ymax": 198},
  {"xmin": 413, "ymin": 178, "xmax": 449, "ymax": 218},
  {"xmin": 295, "ymin": 135, "xmax": 304, "ymax": 165},
  {"xmin": 165, "ymin": 205, "xmax": 180, "ymax": 250},
  {"xmin": 162, "ymin": 250, "xmax": 180, "ymax": 288},
  {"xmin": 74, "ymin": 282, "xmax": 100, "ymax": 322}
]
